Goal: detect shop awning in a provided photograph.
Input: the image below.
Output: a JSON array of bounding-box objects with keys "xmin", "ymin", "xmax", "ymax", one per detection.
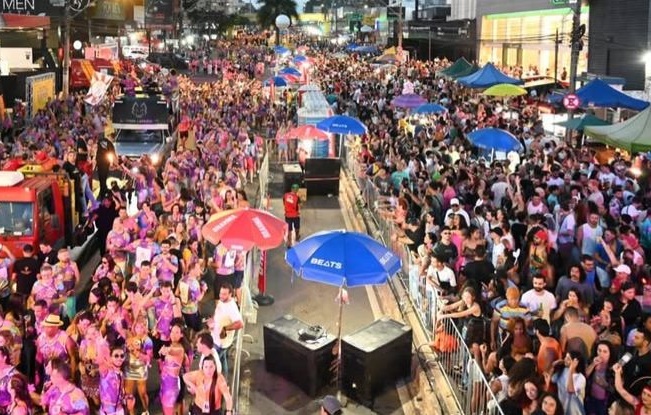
[{"xmin": 0, "ymin": 14, "xmax": 50, "ymax": 29}]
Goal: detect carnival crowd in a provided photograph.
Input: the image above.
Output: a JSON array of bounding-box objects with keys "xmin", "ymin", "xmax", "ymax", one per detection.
[{"xmin": 0, "ymin": 29, "xmax": 650, "ymax": 415}]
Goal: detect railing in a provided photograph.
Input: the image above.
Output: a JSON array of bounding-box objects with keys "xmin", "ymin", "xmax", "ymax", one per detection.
[
  {"xmin": 343, "ymin": 149, "xmax": 504, "ymax": 415},
  {"xmin": 229, "ymin": 152, "xmax": 269, "ymax": 414}
]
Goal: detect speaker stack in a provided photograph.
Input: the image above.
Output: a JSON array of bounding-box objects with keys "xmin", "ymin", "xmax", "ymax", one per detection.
[
  {"xmin": 341, "ymin": 317, "xmax": 413, "ymax": 403},
  {"xmin": 263, "ymin": 315, "xmax": 336, "ymax": 397},
  {"xmin": 304, "ymin": 158, "xmax": 341, "ymax": 196}
]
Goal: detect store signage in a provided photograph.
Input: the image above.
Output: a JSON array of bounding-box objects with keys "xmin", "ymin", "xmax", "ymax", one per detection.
[
  {"xmin": 91, "ymin": 0, "xmax": 125, "ymax": 21},
  {"xmin": 145, "ymin": 0, "xmax": 174, "ymax": 28},
  {"xmin": 563, "ymin": 93, "xmax": 581, "ymax": 110},
  {"xmin": 1, "ymin": 0, "xmax": 63, "ymax": 16}
]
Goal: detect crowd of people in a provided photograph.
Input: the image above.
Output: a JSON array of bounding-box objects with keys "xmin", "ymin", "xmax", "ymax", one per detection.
[
  {"xmin": 1, "ymin": 28, "xmax": 651, "ymax": 415},
  {"xmin": 0, "ymin": 34, "xmax": 287, "ymax": 415},
  {"xmin": 320, "ymin": 52, "xmax": 651, "ymax": 414}
]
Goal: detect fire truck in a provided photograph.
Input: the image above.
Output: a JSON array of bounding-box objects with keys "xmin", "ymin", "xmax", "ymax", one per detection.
[{"xmin": 0, "ymin": 170, "xmax": 94, "ymax": 262}]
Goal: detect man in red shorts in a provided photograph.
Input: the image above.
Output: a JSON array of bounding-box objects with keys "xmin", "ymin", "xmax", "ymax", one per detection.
[{"xmin": 283, "ymin": 183, "xmax": 301, "ymax": 247}]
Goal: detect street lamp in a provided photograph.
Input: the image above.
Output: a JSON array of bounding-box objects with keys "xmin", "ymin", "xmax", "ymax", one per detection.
[{"xmin": 275, "ymin": 14, "xmax": 290, "ymax": 46}]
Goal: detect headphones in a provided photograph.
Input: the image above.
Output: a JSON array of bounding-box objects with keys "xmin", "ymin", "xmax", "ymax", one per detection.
[{"xmin": 298, "ymin": 325, "xmax": 325, "ymax": 343}]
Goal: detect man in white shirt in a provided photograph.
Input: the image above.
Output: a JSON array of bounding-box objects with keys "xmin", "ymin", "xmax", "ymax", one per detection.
[
  {"xmin": 209, "ymin": 283, "xmax": 243, "ymax": 376},
  {"xmin": 426, "ymin": 254, "xmax": 457, "ymax": 294},
  {"xmin": 196, "ymin": 332, "xmax": 222, "ymax": 374},
  {"xmin": 520, "ymin": 274, "xmax": 557, "ymax": 323}
]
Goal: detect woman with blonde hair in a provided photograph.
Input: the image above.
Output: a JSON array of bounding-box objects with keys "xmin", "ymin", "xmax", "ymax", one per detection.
[{"xmin": 125, "ymin": 318, "xmax": 153, "ymax": 415}]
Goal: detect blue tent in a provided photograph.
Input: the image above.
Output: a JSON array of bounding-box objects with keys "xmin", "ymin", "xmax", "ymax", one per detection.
[
  {"xmin": 457, "ymin": 63, "xmax": 523, "ymax": 89},
  {"xmin": 353, "ymin": 45, "xmax": 379, "ymax": 54},
  {"xmin": 575, "ymin": 78, "xmax": 649, "ymax": 111}
]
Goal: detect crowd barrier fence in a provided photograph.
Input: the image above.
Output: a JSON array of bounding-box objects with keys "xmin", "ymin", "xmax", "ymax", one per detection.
[{"xmin": 344, "ymin": 150, "xmax": 504, "ymax": 415}]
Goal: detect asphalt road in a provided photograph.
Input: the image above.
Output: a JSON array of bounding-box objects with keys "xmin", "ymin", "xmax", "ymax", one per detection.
[{"xmin": 235, "ymin": 163, "xmax": 407, "ymax": 415}]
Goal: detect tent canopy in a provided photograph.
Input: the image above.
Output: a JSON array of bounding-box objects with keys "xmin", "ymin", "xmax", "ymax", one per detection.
[
  {"xmin": 457, "ymin": 63, "xmax": 523, "ymax": 88},
  {"xmin": 576, "ymin": 78, "xmax": 649, "ymax": 111},
  {"xmin": 437, "ymin": 57, "xmax": 473, "ymax": 78},
  {"xmin": 585, "ymin": 106, "xmax": 651, "ymax": 153}
]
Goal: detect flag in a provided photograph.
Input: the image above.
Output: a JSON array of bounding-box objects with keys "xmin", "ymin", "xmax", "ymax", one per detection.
[{"xmin": 85, "ymin": 72, "xmax": 114, "ymax": 106}]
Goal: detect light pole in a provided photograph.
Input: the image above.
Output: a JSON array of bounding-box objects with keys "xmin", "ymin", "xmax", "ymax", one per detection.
[
  {"xmin": 63, "ymin": 1, "xmax": 71, "ymax": 97},
  {"xmin": 275, "ymin": 14, "xmax": 290, "ymax": 46}
]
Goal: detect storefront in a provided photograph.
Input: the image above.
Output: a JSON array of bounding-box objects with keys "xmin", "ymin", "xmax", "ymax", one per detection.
[{"xmin": 477, "ymin": 1, "xmax": 589, "ymax": 78}]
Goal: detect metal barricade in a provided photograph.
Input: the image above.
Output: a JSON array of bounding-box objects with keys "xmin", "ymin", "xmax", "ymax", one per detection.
[
  {"xmin": 342, "ymin": 152, "xmax": 504, "ymax": 415},
  {"xmin": 229, "ymin": 153, "xmax": 269, "ymax": 413}
]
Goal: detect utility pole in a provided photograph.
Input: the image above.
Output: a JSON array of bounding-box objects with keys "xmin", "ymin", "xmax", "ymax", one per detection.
[
  {"xmin": 428, "ymin": 28, "xmax": 431, "ymax": 61},
  {"xmin": 397, "ymin": 0, "xmax": 403, "ymax": 49},
  {"xmin": 565, "ymin": 0, "xmax": 583, "ymax": 142},
  {"xmin": 554, "ymin": 28, "xmax": 559, "ymax": 83},
  {"xmin": 63, "ymin": 0, "xmax": 71, "ymax": 97}
]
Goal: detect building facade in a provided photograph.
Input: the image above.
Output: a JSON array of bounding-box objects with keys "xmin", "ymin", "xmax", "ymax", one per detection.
[
  {"xmin": 476, "ymin": 0, "xmax": 588, "ymax": 78},
  {"xmin": 587, "ymin": 0, "xmax": 649, "ymax": 90}
]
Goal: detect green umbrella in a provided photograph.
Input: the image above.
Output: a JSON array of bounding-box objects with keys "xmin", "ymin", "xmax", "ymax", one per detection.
[{"xmin": 555, "ymin": 114, "xmax": 611, "ymax": 130}]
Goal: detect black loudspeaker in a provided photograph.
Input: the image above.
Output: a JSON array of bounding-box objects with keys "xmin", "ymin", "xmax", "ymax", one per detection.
[
  {"xmin": 282, "ymin": 163, "xmax": 304, "ymax": 193},
  {"xmin": 341, "ymin": 318, "xmax": 412, "ymax": 403},
  {"xmin": 304, "ymin": 158, "xmax": 341, "ymax": 196},
  {"xmin": 264, "ymin": 315, "xmax": 336, "ymax": 397}
]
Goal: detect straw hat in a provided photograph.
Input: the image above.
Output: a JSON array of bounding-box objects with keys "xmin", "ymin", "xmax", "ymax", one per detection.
[{"xmin": 42, "ymin": 314, "xmax": 64, "ymax": 327}]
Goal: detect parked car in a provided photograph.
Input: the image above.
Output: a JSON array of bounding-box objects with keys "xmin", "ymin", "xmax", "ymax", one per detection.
[{"xmin": 147, "ymin": 52, "xmax": 188, "ymax": 70}]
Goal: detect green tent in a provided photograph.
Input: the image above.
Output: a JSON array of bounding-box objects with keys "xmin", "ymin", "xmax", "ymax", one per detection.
[
  {"xmin": 437, "ymin": 57, "xmax": 474, "ymax": 78},
  {"xmin": 585, "ymin": 106, "xmax": 651, "ymax": 153},
  {"xmin": 554, "ymin": 114, "xmax": 610, "ymax": 130},
  {"xmin": 450, "ymin": 63, "xmax": 480, "ymax": 79}
]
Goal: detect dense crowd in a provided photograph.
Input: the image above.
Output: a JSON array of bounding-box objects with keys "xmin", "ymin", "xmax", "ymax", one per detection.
[
  {"xmin": 1, "ymin": 31, "xmax": 651, "ymax": 415},
  {"xmin": 0, "ymin": 35, "xmax": 285, "ymax": 415},
  {"xmin": 320, "ymin": 53, "xmax": 651, "ymax": 415}
]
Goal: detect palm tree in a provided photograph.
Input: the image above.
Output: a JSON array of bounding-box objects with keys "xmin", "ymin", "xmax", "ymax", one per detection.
[{"xmin": 256, "ymin": 0, "xmax": 300, "ymax": 45}]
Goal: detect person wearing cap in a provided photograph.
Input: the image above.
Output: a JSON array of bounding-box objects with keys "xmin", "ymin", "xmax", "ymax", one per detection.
[
  {"xmin": 35, "ymin": 314, "xmax": 77, "ymax": 387},
  {"xmin": 444, "ymin": 198, "xmax": 469, "ymax": 227},
  {"xmin": 320, "ymin": 395, "xmax": 342, "ymax": 415},
  {"xmin": 283, "ymin": 183, "xmax": 301, "ymax": 247},
  {"xmin": 491, "ymin": 286, "xmax": 530, "ymax": 351}
]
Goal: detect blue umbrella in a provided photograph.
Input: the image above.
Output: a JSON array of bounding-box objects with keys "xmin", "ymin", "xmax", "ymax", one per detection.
[
  {"xmin": 274, "ymin": 45, "xmax": 289, "ymax": 54},
  {"xmin": 392, "ymin": 93, "xmax": 427, "ymax": 109},
  {"xmin": 467, "ymin": 128, "xmax": 523, "ymax": 153},
  {"xmin": 278, "ymin": 67, "xmax": 302, "ymax": 76},
  {"xmin": 353, "ymin": 45, "xmax": 379, "ymax": 54},
  {"xmin": 286, "ymin": 229, "xmax": 402, "ymax": 287},
  {"xmin": 414, "ymin": 103, "xmax": 447, "ymax": 115},
  {"xmin": 316, "ymin": 115, "xmax": 367, "ymax": 135},
  {"xmin": 293, "ymin": 55, "xmax": 308, "ymax": 63},
  {"xmin": 286, "ymin": 229, "xmax": 401, "ymax": 395},
  {"xmin": 344, "ymin": 43, "xmax": 358, "ymax": 52},
  {"xmin": 263, "ymin": 76, "xmax": 288, "ymax": 87}
]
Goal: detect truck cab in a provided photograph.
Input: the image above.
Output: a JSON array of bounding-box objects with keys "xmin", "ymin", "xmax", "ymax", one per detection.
[
  {"xmin": 112, "ymin": 94, "xmax": 176, "ymax": 166},
  {"xmin": 0, "ymin": 171, "xmax": 80, "ymax": 259}
]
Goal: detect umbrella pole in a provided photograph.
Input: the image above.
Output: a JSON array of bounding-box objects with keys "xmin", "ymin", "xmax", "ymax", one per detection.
[
  {"xmin": 338, "ymin": 134, "xmax": 343, "ymax": 158},
  {"xmin": 336, "ymin": 284, "xmax": 347, "ymax": 405}
]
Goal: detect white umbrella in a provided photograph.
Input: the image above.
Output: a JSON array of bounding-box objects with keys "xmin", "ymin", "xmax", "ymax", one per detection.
[
  {"xmin": 298, "ymin": 84, "xmax": 320, "ymax": 92},
  {"xmin": 360, "ymin": 25, "xmax": 374, "ymax": 33}
]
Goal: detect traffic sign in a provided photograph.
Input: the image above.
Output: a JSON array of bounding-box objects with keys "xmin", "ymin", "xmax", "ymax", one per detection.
[{"xmin": 563, "ymin": 94, "xmax": 581, "ymax": 110}]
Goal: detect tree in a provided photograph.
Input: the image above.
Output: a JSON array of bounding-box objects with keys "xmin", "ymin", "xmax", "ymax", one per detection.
[{"xmin": 256, "ymin": 0, "xmax": 300, "ymax": 45}]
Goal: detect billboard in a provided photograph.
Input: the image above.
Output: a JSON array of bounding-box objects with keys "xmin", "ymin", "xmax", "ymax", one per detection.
[
  {"xmin": 0, "ymin": 0, "xmax": 62, "ymax": 16},
  {"xmin": 145, "ymin": 0, "xmax": 175, "ymax": 28},
  {"xmin": 26, "ymin": 73, "xmax": 55, "ymax": 119},
  {"xmin": 91, "ymin": 0, "xmax": 125, "ymax": 21},
  {"xmin": 112, "ymin": 97, "xmax": 169, "ymax": 126}
]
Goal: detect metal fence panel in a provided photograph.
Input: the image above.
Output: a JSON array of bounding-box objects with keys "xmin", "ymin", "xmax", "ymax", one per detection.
[{"xmin": 343, "ymin": 149, "xmax": 504, "ymax": 415}]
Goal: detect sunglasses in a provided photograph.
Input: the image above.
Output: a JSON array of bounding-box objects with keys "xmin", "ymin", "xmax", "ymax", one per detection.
[{"xmin": 113, "ymin": 354, "xmax": 125, "ymax": 359}]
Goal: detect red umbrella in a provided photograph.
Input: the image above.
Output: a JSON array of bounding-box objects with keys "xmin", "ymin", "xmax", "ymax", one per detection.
[
  {"xmin": 202, "ymin": 208, "xmax": 287, "ymax": 251},
  {"xmin": 286, "ymin": 125, "xmax": 330, "ymax": 141},
  {"xmin": 279, "ymin": 73, "xmax": 300, "ymax": 83}
]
